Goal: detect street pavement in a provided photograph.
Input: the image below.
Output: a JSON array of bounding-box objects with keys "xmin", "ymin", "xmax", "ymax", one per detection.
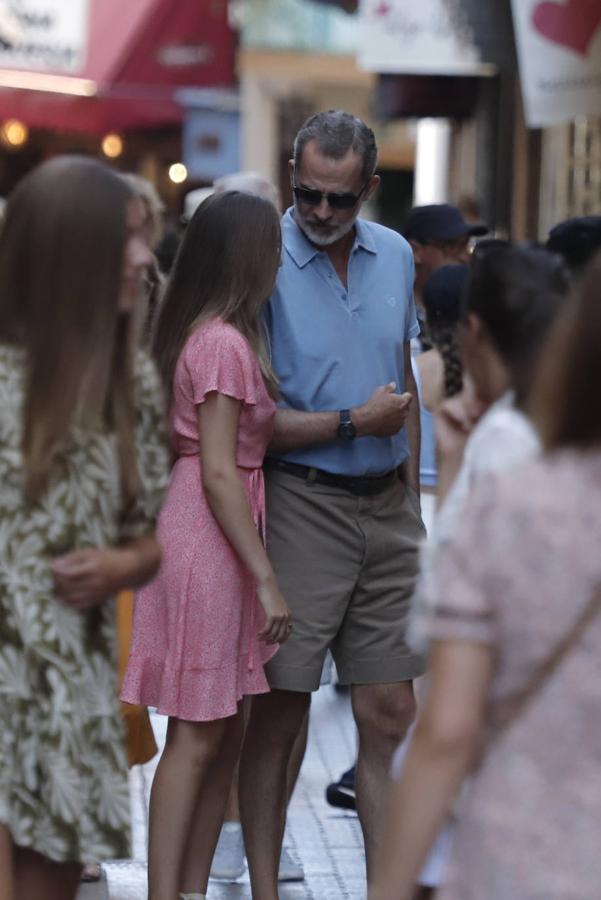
[{"xmin": 77, "ymin": 684, "xmax": 366, "ymax": 900}]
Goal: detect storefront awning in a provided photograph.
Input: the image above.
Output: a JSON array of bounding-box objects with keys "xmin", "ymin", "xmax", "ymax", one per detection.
[{"xmin": 0, "ymin": 0, "xmax": 236, "ymax": 134}]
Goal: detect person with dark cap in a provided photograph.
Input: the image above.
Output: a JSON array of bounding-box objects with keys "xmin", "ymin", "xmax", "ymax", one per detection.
[
  {"xmin": 546, "ymin": 215, "xmax": 601, "ymax": 276},
  {"xmin": 403, "ymin": 204, "xmax": 487, "ymax": 335},
  {"xmin": 414, "ymin": 265, "xmax": 468, "ymax": 491}
]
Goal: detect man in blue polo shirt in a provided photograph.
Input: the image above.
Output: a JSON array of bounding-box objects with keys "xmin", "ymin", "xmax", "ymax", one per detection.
[{"xmin": 239, "ymin": 110, "xmax": 425, "ymax": 897}]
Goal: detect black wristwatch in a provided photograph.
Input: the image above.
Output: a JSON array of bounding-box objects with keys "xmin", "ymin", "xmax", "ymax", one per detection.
[{"xmin": 337, "ymin": 409, "xmax": 357, "ymax": 442}]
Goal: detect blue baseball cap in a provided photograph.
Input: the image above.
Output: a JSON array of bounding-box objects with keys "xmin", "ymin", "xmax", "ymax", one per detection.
[
  {"xmin": 422, "ymin": 264, "xmax": 469, "ymax": 325},
  {"xmin": 547, "ymin": 216, "xmax": 601, "ymax": 273},
  {"xmin": 404, "ymin": 204, "xmax": 488, "ymax": 243}
]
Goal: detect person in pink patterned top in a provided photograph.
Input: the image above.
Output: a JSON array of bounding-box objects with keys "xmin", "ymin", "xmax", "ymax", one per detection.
[
  {"xmin": 121, "ymin": 191, "xmax": 291, "ymax": 900},
  {"xmin": 369, "ymin": 254, "xmax": 601, "ymax": 900}
]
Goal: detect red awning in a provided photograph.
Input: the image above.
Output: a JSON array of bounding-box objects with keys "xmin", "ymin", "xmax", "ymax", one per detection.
[{"xmin": 0, "ymin": 0, "xmax": 236, "ymax": 134}]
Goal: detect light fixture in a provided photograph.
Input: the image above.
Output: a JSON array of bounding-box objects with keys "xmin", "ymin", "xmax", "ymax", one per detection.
[
  {"xmin": 1, "ymin": 118, "xmax": 28, "ymax": 148},
  {"xmin": 0, "ymin": 69, "xmax": 97, "ymax": 97},
  {"xmin": 168, "ymin": 162, "xmax": 188, "ymax": 184},
  {"xmin": 101, "ymin": 132, "xmax": 124, "ymax": 159}
]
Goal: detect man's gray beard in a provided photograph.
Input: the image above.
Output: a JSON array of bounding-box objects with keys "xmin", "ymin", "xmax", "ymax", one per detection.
[{"xmin": 295, "ymin": 209, "xmax": 357, "ymax": 247}]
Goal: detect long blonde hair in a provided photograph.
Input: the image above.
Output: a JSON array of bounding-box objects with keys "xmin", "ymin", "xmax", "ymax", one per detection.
[
  {"xmin": 154, "ymin": 191, "xmax": 280, "ymax": 399},
  {"xmin": 0, "ymin": 155, "xmax": 140, "ymax": 502}
]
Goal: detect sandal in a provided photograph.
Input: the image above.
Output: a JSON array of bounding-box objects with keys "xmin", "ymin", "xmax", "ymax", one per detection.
[{"xmin": 81, "ymin": 861, "xmax": 103, "ymax": 882}]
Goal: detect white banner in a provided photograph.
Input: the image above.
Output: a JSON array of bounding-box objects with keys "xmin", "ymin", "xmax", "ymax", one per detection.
[
  {"xmin": 357, "ymin": 0, "xmax": 495, "ymax": 76},
  {"xmin": 512, "ymin": 0, "xmax": 601, "ymax": 127},
  {"xmin": 0, "ymin": 0, "xmax": 90, "ymax": 74}
]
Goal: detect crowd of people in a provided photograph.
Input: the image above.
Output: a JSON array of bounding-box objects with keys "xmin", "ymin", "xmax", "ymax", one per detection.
[{"xmin": 0, "ymin": 108, "xmax": 600, "ymax": 900}]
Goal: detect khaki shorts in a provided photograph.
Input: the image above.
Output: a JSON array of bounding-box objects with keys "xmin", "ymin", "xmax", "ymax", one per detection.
[{"xmin": 264, "ymin": 467, "xmax": 427, "ymax": 692}]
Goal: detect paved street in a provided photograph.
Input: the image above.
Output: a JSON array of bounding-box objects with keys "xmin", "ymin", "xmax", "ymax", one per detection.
[{"xmin": 78, "ymin": 684, "xmax": 366, "ymax": 900}]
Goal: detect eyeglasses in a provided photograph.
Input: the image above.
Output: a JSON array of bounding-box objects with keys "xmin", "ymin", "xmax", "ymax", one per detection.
[{"xmin": 291, "ymin": 178, "xmax": 370, "ymax": 211}]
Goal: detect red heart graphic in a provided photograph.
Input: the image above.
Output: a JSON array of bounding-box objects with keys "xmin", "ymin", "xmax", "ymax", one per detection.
[{"xmin": 532, "ymin": 0, "xmax": 601, "ymax": 56}]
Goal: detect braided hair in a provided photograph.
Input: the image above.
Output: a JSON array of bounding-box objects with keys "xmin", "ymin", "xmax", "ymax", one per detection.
[
  {"xmin": 430, "ymin": 321, "xmax": 463, "ymax": 397},
  {"xmin": 422, "ymin": 265, "xmax": 469, "ymax": 398}
]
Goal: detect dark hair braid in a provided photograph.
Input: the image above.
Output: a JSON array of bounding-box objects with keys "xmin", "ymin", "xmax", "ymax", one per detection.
[{"xmin": 430, "ymin": 322, "xmax": 463, "ymax": 398}]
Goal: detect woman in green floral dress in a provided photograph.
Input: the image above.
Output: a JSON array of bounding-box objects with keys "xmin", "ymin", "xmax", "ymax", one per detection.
[{"xmin": 0, "ymin": 157, "xmax": 169, "ymax": 900}]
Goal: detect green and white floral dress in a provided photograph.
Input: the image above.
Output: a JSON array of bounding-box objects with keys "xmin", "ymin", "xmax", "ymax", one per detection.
[{"xmin": 0, "ymin": 343, "xmax": 169, "ymax": 864}]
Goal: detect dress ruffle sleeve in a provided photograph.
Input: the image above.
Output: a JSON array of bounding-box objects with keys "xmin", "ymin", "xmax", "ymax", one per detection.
[{"xmin": 183, "ymin": 321, "xmax": 259, "ymax": 408}]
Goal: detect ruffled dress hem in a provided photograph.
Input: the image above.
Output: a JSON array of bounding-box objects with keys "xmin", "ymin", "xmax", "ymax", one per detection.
[{"xmin": 121, "ymin": 644, "xmax": 278, "ymax": 722}]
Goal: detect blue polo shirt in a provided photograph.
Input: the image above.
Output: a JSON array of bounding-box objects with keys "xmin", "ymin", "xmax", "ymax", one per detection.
[{"xmin": 265, "ymin": 208, "xmax": 419, "ymax": 477}]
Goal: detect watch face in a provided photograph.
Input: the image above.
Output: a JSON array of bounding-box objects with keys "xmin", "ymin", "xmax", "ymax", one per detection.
[{"xmin": 338, "ymin": 421, "xmax": 356, "ymax": 441}]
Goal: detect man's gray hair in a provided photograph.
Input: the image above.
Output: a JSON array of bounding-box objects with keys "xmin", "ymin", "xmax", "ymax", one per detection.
[
  {"xmin": 213, "ymin": 171, "xmax": 281, "ymax": 211},
  {"xmin": 293, "ymin": 110, "xmax": 378, "ymax": 182}
]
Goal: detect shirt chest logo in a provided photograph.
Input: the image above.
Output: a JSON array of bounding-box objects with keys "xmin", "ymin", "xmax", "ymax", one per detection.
[{"xmin": 386, "ymin": 295, "xmax": 397, "ymax": 307}]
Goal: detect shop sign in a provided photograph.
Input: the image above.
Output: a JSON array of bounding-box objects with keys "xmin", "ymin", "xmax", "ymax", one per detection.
[
  {"xmin": 183, "ymin": 108, "xmax": 241, "ymax": 181},
  {"xmin": 0, "ymin": 0, "xmax": 90, "ymax": 74},
  {"xmin": 512, "ymin": 0, "xmax": 601, "ymax": 127},
  {"xmin": 357, "ymin": 0, "xmax": 496, "ymax": 76}
]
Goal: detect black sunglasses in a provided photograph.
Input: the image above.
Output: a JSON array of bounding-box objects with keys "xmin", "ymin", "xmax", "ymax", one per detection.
[{"xmin": 292, "ymin": 178, "xmax": 370, "ymax": 211}]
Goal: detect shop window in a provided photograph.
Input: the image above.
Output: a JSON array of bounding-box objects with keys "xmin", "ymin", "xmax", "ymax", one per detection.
[{"xmin": 540, "ymin": 117, "xmax": 601, "ymax": 237}]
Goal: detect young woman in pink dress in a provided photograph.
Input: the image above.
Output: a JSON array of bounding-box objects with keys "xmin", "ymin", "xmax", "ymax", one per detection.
[{"xmin": 121, "ymin": 191, "xmax": 291, "ymax": 900}]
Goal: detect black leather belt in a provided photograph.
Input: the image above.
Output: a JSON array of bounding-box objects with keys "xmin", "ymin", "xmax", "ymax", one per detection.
[{"xmin": 264, "ymin": 457, "xmax": 397, "ymax": 497}]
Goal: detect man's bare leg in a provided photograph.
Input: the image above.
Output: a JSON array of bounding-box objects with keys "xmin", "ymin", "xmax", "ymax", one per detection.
[
  {"xmin": 352, "ymin": 682, "xmax": 416, "ymax": 881},
  {"xmin": 239, "ymin": 689, "xmax": 310, "ymax": 900},
  {"xmin": 286, "ymin": 708, "xmax": 309, "ymax": 804}
]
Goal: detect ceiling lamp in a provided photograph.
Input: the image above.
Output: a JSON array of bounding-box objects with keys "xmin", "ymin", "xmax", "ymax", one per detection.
[
  {"xmin": 0, "ymin": 118, "xmax": 28, "ymax": 148},
  {"xmin": 101, "ymin": 133, "xmax": 124, "ymax": 159}
]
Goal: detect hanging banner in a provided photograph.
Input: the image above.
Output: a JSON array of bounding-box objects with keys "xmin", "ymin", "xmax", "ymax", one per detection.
[
  {"xmin": 0, "ymin": 0, "xmax": 90, "ymax": 74},
  {"xmin": 357, "ymin": 0, "xmax": 496, "ymax": 76},
  {"xmin": 511, "ymin": 0, "xmax": 601, "ymax": 127}
]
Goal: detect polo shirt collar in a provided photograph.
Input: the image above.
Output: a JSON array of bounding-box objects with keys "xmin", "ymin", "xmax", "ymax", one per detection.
[
  {"xmin": 282, "ymin": 208, "xmax": 319, "ymax": 268},
  {"xmin": 354, "ymin": 216, "xmax": 377, "ymax": 255},
  {"xmin": 282, "ymin": 207, "xmax": 378, "ymax": 268}
]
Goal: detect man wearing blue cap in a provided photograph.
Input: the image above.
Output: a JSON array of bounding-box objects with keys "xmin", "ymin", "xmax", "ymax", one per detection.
[
  {"xmin": 547, "ymin": 215, "xmax": 601, "ymax": 276},
  {"xmin": 404, "ymin": 204, "xmax": 487, "ymax": 323}
]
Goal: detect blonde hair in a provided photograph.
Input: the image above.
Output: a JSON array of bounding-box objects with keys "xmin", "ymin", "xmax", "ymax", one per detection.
[{"xmin": 122, "ymin": 172, "xmax": 165, "ymax": 249}]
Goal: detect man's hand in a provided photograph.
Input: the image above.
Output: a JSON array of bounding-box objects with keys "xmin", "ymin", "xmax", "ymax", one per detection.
[
  {"xmin": 352, "ymin": 383, "xmax": 413, "ymax": 438},
  {"xmin": 50, "ymin": 547, "xmax": 130, "ymax": 609}
]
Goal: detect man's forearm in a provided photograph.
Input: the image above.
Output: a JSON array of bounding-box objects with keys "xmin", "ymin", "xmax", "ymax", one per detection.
[
  {"xmin": 268, "ymin": 387, "xmax": 411, "ymax": 455},
  {"xmin": 269, "ymin": 408, "xmax": 339, "ymax": 454}
]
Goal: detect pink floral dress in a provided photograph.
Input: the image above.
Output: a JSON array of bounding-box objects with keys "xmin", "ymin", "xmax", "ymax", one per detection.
[{"xmin": 122, "ymin": 319, "xmax": 278, "ymax": 721}]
